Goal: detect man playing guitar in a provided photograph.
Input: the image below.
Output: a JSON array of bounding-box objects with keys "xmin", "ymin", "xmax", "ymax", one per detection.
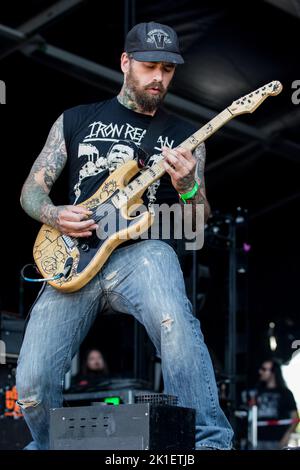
[{"xmin": 17, "ymin": 21, "xmax": 233, "ymax": 450}]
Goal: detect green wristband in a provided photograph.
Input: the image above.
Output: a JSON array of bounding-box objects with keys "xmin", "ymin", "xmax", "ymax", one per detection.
[{"xmin": 179, "ymin": 181, "xmax": 199, "ymax": 203}]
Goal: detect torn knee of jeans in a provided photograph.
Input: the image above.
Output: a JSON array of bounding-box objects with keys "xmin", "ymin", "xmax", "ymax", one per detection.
[
  {"xmin": 161, "ymin": 316, "xmax": 174, "ymax": 331},
  {"xmin": 17, "ymin": 398, "xmax": 41, "ymax": 409}
]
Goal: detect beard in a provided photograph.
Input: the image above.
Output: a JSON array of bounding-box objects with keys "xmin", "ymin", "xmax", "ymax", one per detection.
[{"xmin": 126, "ymin": 65, "xmax": 168, "ymax": 113}]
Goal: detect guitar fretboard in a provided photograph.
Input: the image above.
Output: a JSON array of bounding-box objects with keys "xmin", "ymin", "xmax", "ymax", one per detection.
[{"xmin": 111, "ymin": 108, "xmax": 233, "ymax": 206}]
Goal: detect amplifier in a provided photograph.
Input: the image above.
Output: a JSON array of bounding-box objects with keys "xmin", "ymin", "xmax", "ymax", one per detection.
[
  {"xmin": 63, "ymin": 388, "xmax": 154, "ymax": 405},
  {"xmin": 50, "ymin": 403, "xmax": 195, "ymax": 450},
  {"xmin": 63, "ymin": 389, "xmax": 176, "ymax": 406}
]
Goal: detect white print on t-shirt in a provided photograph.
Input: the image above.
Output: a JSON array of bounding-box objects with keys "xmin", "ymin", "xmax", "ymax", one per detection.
[
  {"xmin": 73, "ymin": 120, "xmax": 175, "ymax": 204},
  {"xmin": 85, "ymin": 121, "xmax": 147, "ymax": 144},
  {"xmin": 84, "ymin": 120, "xmax": 175, "ymax": 152},
  {"xmin": 257, "ymin": 392, "xmax": 280, "ymax": 419}
]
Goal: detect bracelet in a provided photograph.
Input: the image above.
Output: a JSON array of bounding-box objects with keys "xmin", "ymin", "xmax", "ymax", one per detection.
[{"xmin": 178, "ymin": 181, "xmax": 199, "ymax": 204}]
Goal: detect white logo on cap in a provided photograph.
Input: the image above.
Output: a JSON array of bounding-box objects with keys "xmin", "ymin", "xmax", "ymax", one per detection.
[{"xmin": 146, "ymin": 29, "xmax": 172, "ymax": 49}]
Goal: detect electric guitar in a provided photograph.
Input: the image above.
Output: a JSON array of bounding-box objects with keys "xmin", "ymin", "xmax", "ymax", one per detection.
[{"xmin": 33, "ymin": 80, "xmax": 282, "ymax": 292}]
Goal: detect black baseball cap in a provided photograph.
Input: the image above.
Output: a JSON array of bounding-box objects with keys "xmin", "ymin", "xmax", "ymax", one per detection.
[{"xmin": 125, "ymin": 22, "xmax": 184, "ymax": 65}]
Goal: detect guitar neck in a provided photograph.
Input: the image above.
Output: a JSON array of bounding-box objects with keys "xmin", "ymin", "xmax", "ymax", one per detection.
[
  {"xmin": 119, "ymin": 107, "xmax": 233, "ymax": 200},
  {"xmin": 179, "ymin": 108, "xmax": 233, "ymax": 151}
]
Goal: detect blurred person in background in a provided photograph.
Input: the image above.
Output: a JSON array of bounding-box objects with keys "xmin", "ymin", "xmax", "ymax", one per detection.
[
  {"xmin": 255, "ymin": 358, "xmax": 299, "ymax": 449},
  {"xmin": 72, "ymin": 349, "xmax": 109, "ymax": 390}
]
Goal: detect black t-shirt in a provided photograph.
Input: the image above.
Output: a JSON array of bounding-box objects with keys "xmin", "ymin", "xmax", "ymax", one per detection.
[
  {"xmin": 70, "ymin": 372, "xmax": 109, "ymax": 392},
  {"xmin": 63, "ymin": 97, "xmax": 200, "ymax": 249},
  {"xmin": 257, "ymin": 387, "xmax": 297, "ymax": 441}
]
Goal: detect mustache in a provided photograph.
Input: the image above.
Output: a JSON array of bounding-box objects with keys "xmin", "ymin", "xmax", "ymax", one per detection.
[{"xmin": 145, "ymin": 82, "xmax": 165, "ymax": 92}]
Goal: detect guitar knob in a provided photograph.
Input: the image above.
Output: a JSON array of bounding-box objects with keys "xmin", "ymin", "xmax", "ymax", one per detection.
[{"xmin": 81, "ymin": 243, "xmax": 90, "ymax": 252}]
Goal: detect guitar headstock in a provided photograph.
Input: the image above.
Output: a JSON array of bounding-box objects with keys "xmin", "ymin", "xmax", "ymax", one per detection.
[{"xmin": 228, "ymin": 80, "xmax": 283, "ymax": 116}]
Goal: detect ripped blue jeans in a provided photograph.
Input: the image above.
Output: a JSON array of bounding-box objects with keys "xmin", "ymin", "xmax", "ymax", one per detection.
[{"xmin": 16, "ymin": 240, "xmax": 233, "ymax": 450}]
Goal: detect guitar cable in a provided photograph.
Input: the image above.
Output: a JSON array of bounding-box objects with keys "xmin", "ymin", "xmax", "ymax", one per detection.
[{"xmin": 21, "ymin": 264, "xmax": 64, "ymax": 283}]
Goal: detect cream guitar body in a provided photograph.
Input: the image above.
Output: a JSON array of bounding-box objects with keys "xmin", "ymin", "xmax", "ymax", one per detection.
[{"xmin": 33, "ymin": 160, "xmax": 153, "ymax": 292}]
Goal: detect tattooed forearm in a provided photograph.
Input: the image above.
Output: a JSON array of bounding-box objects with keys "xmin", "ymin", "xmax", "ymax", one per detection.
[
  {"xmin": 20, "ymin": 114, "xmax": 67, "ymax": 227},
  {"xmin": 194, "ymin": 144, "xmax": 206, "ymax": 190},
  {"xmin": 192, "ymin": 144, "xmax": 211, "ymax": 222},
  {"xmin": 191, "ymin": 188, "xmax": 211, "ymax": 224},
  {"xmin": 179, "ymin": 143, "xmax": 211, "ymax": 226}
]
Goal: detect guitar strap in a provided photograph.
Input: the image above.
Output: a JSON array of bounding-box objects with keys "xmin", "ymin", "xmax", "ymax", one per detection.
[{"xmin": 137, "ymin": 106, "xmax": 171, "ymax": 168}]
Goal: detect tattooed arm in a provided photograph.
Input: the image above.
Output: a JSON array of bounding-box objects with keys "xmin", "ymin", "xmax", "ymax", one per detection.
[
  {"xmin": 20, "ymin": 114, "xmax": 98, "ymax": 237},
  {"xmin": 162, "ymin": 142, "xmax": 211, "ymax": 225},
  {"xmin": 193, "ymin": 143, "xmax": 211, "ymax": 223}
]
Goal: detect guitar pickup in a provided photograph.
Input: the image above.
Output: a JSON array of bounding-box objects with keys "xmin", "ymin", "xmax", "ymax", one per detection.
[{"xmin": 62, "ymin": 235, "xmax": 77, "ymax": 250}]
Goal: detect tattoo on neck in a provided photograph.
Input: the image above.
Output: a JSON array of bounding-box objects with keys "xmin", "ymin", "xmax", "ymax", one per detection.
[{"xmin": 117, "ymin": 88, "xmax": 139, "ymax": 112}]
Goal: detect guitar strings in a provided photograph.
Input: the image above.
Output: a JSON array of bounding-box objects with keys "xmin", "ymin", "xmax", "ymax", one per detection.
[
  {"xmin": 67, "ymin": 192, "xmax": 145, "ymax": 243},
  {"xmin": 67, "ymin": 158, "xmax": 165, "ymax": 242},
  {"xmin": 84, "ymin": 170, "xmax": 160, "ymax": 223}
]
